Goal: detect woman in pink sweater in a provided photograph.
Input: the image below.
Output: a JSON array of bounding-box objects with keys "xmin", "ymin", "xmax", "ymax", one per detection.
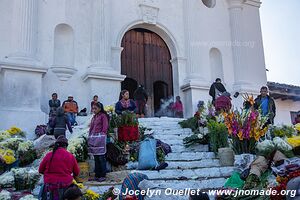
[
  {"xmin": 172, "ymin": 96, "xmax": 184, "ymax": 118},
  {"xmin": 88, "ymin": 102, "xmax": 109, "ymax": 182},
  {"xmin": 39, "ymin": 136, "xmax": 80, "ymax": 200}
]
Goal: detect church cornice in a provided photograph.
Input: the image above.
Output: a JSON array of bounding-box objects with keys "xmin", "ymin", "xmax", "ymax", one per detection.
[{"xmin": 82, "ymin": 71, "xmax": 126, "ymax": 82}]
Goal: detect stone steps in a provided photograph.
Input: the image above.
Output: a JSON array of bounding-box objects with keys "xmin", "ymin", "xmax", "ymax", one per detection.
[
  {"xmin": 165, "ymin": 152, "xmax": 215, "ymax": 161},
  {"xmin": 78, "ymin": 117, "xmax": 232, "ymax": 200},
  {"xmin": 170, "ymin": 144, "xmax": 209, "ymax": 153},
  {"xmin": 132, "ymin": 167, "xmax": 234, "ymax": 180},
  {"xmin": 166, "ymin": 159, "xmax": 220, "ymax": 169}
]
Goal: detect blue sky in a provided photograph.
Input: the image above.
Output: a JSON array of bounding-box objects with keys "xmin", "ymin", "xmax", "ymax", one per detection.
[{"xmin": 260, "ymin": 0, "xmax": 300, "ymax": 86}]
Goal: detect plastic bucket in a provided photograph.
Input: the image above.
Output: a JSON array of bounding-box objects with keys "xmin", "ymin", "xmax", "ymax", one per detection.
[
  {"xmin": 218, "ymin": 147, "xmax": 234, "ymax": 166},
  {"xmin": 76, "ymin": 162, "xmax": 89, "ymax": 183}
]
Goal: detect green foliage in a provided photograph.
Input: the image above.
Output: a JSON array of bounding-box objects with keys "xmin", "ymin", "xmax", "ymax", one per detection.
[
  {"xmin": 108, "ymin": 113, "xmax": 119, "ymax": 133},
  {"xmin": 207, "ymin": 120, "xmax": 229, "ymax": 154},
  {"xmin": 183, "ymin": 133, "xmax": 209, "ymax": 147},
  {"xmin": 18, "ymin": 149, "xmax": 37, "ymax": 167},
  {"xmin": 156, "ymin": 147, "xmax": 165, "ymax": 163},
  {"xmin": 178, "ymin": 117, "xmax": 198, "ymax": 132},
  {"xmin": 270, "ymin": 125, "xmax": 297, "ymax": 138},
  {"xmin": 231, "ymin": 137, "xmax": 257, "ymax": 155},
  {"xmin": 117, "ymin": 111, "xmax": 139, "ymax": 127}
]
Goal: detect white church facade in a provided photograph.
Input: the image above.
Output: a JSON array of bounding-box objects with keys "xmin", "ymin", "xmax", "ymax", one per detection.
[{"xmin": 0, "ymin": 0, "xmax": 268, "ymax": 134}]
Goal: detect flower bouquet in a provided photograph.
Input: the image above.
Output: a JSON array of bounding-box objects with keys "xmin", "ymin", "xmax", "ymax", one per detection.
[
  {"xmin": 68, "ymin": 136, "xmax": 88, "ymax": 162},
  {"xmin": 83, "ymin": 189, "xmax": 100, "ymax": 200},
  {"xmin": 182, "ymin": 101, "xmax": 215, "ymax": 147},
  {"xmin": 0, "ymin": 190, "xmax": 11, "ymax": 200},
  {"xmin": 117, "ymin": 111, "xmax": 139, "ymax": 142},
  {"xmin": 17, "ymin": 141, "xmax": 37, "ymax": 167},
  {"xmin": 207, "ymin": 120, "xmax": 229, "ymax": 154},
  {"xmin": 0, "ymin": 149, "xmax": 16, "ymax": 165},
  {"xmin": 0, "ymin": 138, "xmax": 25, "ymax": 152},
  {"xmin": 183, "ymin": 127, "xmax": 209, "ymax": 147},
  {"xmin": 223, "ymin": 95, "xmax": 269, "ymax": 154},
  {"xmin": 0, "ymin": 131, "xmax": 10, "ymax": 142},
  {"xmin": 0, "ymin": 171, "xmax": 15, "ymax": 188},
  {"xmin": 6, "ymin": 126, "xmax": 25, "ymax": 137},
  {"xmin": 269, "ymin": 125, "xmax": 297, "ymax": 138},
  {"xmin": 11, "ymin": 167, "xmax": 40, "ymax": 190}
]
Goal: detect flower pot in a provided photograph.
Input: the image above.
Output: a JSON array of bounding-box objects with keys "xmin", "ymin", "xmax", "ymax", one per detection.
[
  {"xmin": 75, "ymin": 162, "xmax": 89, "ymax": 183},
  {"xmin": 118, "ymin": 126, "xmax": 139, "ymax": 142},
  {"xmin": 218, "ymin": 147, "xmax": 234, "ymax": 166}
]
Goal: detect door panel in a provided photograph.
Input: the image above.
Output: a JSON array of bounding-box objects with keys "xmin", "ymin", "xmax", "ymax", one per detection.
[{"xmin": 121, "ymin": 28, "xmax": 173, "ymax": 116}]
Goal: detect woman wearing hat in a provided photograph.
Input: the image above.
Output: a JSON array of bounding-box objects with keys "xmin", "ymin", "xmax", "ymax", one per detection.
[{"xmin": 39, "ymin": 136, "xmax": 80, "ymax": 200}]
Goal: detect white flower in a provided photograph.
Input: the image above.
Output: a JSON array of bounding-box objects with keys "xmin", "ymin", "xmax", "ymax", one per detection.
[
  {"xmin": 197, "ymin": 134, "xmax": 204, "ymax": 139},
  {"xmin": 273, "ymin": 137, "xmax": 292, "ymax": 152},
  {"xmin": 0, "ymin": 190, "xmax": 11, "ymax": 200},
  {"xmin": 19, "ymin": 195, "xmax": 38, "ymax": 200},
  {"xmin": 17, "ymin": 140, "xmax": 34, "ymax": 152},
  {"xmin": 0, "ymin": 171, "xmax": 14, "ymax": 188},
  {"xmin": 256, "ymin": 139, "xmax": 275, "ymax": 152}
]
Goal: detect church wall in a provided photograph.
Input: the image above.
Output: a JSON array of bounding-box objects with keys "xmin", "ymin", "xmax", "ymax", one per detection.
[
  {"xmin": 241, "ymin": 3, "xmax": 267, "ymax": 89},
  {"xmin": 0, "ymin": 0, "xmax": 272, "ymax": 136},
  {"xmin": 274, "ymin": 100, "xmax": 300, "ymax": 125},
  {"xmin": 0, "ymin": 0, "xmax": 13, "ymax": 58}
]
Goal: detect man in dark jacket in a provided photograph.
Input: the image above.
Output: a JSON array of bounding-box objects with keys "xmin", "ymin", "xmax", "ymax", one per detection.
[
  {"xmin": 49, "ymin": 93, "xmax": 61, "ymax": 116},
  {"xmin": 209, "ymin": 78, "xmax": 227, "ymax": 104},
  {"xmin": 254, "ymin": 86, "xmax": 276, "ymax": 125},
  {"xmin": 133, "ymin": 85, "xmax": 148, "ymax": 117}
]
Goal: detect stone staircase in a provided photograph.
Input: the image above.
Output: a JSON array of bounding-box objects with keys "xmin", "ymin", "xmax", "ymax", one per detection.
[{"xmin": 84, "ymin": 117, "xmax": 234, "ymax": 199}]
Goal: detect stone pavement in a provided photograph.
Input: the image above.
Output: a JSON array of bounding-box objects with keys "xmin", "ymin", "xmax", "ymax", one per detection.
[{"xmin": 83, "ymin": 117, "xmax": 234, "ymax": 199}]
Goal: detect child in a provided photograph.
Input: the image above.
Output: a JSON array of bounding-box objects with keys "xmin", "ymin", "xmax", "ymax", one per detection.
[
  {"xmin": 63, "ymin": 184, "xmax": 82, "ymax": 200},
  {"xmin": 172, "ymin": 96, "xmax": 184, "ymax": 118}
]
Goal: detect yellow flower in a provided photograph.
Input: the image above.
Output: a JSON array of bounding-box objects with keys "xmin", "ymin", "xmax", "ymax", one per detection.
[
  {"xmin": 238, "ymin": 131, "xmax": 243, "ymax": 141},
  {"xmin": 7, "ymin": 126, "xmax": 22, "ymax": 135},
  {"xmin": 0, "ymin": 149, "xmax": 16, "ymax": 164},
  {"xmin": 72, "ymin": 179, "xmax": 84, "ymax": 189},
  {"xmin": 84, "ymin": 189, "xmax": 100, "ymax": 200}
]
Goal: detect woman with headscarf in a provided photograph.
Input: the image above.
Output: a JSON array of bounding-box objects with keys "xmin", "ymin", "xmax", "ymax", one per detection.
[
  {"xmin": 39, "ymin": 136, "xmax": 80, "ymax": 200},
  {"xmin": 88, "ymin": 102, "xmax": 109, "ymax": 182},
  {"xmin": 115, "ymin": 90, "xmax": 136, "ymax": 115}
]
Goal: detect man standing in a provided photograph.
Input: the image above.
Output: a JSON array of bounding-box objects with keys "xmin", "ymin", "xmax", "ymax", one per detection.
[
  {"xmin": 133, "ymin": 85, "xmax": 148, "ymax": 118},
  {"xmin": 49, "ymin": 93, "xmax": 61, "ymax": 116},
  {"xmin": 91, "ymin": 95, "xmax": 100, "ymax": 113},
  {"xmin": 62, "ymin": 95, "xmax": 78, "ymax": 126},
  {"xmin": 254, "ymin": 86, "xmax": 276, "ymax": 125},
  {"xmin": 209, "ymin": 78, "xmax": 227, "ymax": 104}
]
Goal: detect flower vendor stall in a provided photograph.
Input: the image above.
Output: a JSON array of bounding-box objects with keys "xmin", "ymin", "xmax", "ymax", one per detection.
[{"xmin": 116, "ymin": 111, "xmax": 139, "ymax": 142}]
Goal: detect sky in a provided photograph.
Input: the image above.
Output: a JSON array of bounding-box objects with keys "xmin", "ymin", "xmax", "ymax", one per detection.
[{"xmin": 260, "ymin": 0, "xmax": 300, "ymax": 86}]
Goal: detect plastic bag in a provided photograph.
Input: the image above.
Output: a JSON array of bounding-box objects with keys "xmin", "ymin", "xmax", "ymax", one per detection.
[
  {"xmin": 234, "ymin": 154, "xmax": 256, "ymax": 173},
  {"xmin": 138, "ymin": 138, "xmax": 159, "ymax": 170},
  {"xmin": 224, "ymin": 172, "xmax": 244, "ymax": 189},
  {"xmin": 33, "ymin": 134, "xmax": 56, "ymax": 152}
]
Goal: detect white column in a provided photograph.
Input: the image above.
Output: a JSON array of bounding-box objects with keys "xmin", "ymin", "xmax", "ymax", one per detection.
[
  {"xmin": 227, "ymin": 0, "xmax": 249, "ymax": 88},
  {"xmin": 183, "ymin": 0, "xmax": 208, "ymax": 85},
  {"xmin": 9, "ymin": 0, "xmax": 38, "ymax": 61},
  {"xmin": 89, "ymin": 0, "xmax": 112, "ymax": 72}
]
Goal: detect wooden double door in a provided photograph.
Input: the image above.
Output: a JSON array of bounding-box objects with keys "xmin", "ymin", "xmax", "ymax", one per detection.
[{"xmin": 121, "ymin": 28, "xmax": 173, "ymax": 116}]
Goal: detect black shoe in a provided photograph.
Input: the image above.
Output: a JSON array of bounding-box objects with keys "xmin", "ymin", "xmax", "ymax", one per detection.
[{"xmin": 155, "ymin": 162, "xmax": 168, "ymax": 171}]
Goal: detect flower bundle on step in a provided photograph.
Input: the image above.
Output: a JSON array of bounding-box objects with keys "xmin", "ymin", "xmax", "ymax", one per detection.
[
  {"xmin": 222, "ymin": 95, "xmax": 269, "ymax": 154},
  {"xmin": 68, "ymin": 136, "xmax": 88, "ymax": 162}
]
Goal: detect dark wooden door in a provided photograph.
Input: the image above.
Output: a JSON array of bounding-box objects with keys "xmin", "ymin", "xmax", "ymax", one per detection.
[{"xmin": 121, "ymin": 28, "xmax": 173, "ymax": 115}]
